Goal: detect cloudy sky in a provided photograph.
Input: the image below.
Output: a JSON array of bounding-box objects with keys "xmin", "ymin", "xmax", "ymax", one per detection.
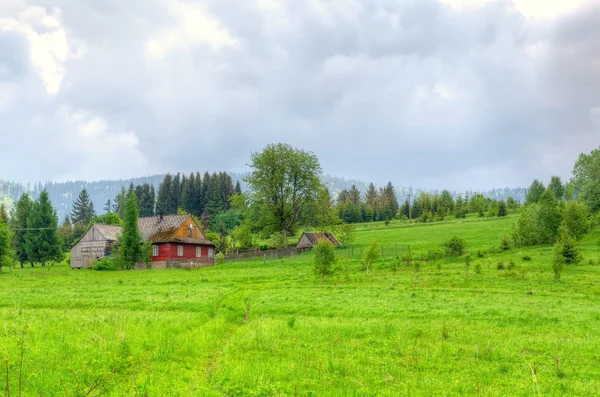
[{"xmin": 0, "ymin": 0, "xmax": 599, "ymax": 190}]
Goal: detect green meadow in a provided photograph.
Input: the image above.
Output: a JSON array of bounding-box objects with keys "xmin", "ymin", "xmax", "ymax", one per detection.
[{"xmin": 2, "ymin": 215, "xmax": 600, "ymax": 396}]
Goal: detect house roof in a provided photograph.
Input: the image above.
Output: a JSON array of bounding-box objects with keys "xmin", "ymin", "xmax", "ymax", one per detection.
[
  {"xmin": 138, "ymin": 214, "xmax": 189, "ymax": 242},
  {"xmin": 298, "ymin": 232, "xmax": 341, "ymax": 247},
  {"xmin": 94, "ymin": 224, "xmax": 123, "ymax": 241}
]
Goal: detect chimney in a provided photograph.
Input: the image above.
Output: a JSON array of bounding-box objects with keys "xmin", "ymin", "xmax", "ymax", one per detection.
[{"xmin": 158, "ymin": 212, "xmax": 163, "ymax": 222}]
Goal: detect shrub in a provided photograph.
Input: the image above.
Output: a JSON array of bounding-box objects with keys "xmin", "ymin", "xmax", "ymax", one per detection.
[
  {"xmin": 497, "ymin": 261, "xmax": 505, "ymax": 270},
  {"xmin": 554, "ymin": 233, "xmax": 582, "ymax": 266},
  {"xmin": 522, "ymin": 255, "xmax": 532, "ymax": 261},
  {"xmin": 507, "ymin": 260, "xmax": 515, "ymax": 271},
  {"xmin": 313, "ymin": 240, "xmax": 336, "ymax": 281},
  {"xmin": 271, "ymin": 232, "xmax": 287, "ymax": 249},
  {"xmin": 474, "ymin": 263, "xmax": 481, "ymax": 274},
  {"xmin": 443, "ymin": 236, "xmax": 466, "ymax": 257},
  {"xmin": 215, "ymin": 252, "xmax": 225, "ymax": 265},
  {"xmin": 476, "ymin": 249, "xmax": 486, "ymax": 258},
  {"xmin": 414, "ymin": 262, "xmax": 421, "ymax": 273},
  {"xmin": 499, "ymin": 235, "xmax": 511, "ymax": 251},
  {"xmin": 363, "ymin": 241, "xmax": 381, "ymax": 274},
  {"xmin": 390, "ymin": 257, "xmax": 400, "ymax": 273},
  {"xmin": 424, "ymin": 248, "xmax": 445, "ymax": 261},
  {"xmin": 92, "ymin": 257, "xmax": 119, "ymax": 271}
]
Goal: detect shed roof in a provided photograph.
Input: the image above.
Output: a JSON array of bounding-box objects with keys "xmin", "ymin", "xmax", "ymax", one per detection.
[{"xmin": 297, "ymin": 232, "xmax": 341, "ymax": 247}]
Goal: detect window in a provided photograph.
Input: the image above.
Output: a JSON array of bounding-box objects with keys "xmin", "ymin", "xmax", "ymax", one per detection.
[
  {"xmin": 152, "ymin": 245, "xmax": 159, "ymax": 257},
  {"xmin": 178, "ymin": 246, "xmax": 183, "ymax": 257},
  {"xmin": 196, "ymin": 247, "xmax": 201, "ymax": 258},
  {"xmin": 208, "ymin": 248, "xmax": 214, "ymax": 258}
]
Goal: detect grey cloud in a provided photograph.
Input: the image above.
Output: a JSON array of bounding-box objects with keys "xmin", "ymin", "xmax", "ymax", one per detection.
[{"xmin": 0, "ymin": 0, "xmax": 599, "ymax": 191}]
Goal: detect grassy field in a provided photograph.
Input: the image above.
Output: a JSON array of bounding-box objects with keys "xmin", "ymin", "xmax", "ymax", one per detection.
[{"xmin": 1, "ymin": 216, "xmax": 600, "ymax": 396}]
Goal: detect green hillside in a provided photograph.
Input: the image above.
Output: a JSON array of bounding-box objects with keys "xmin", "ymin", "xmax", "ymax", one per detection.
[{"xmin": 1, "ymin": 216, "xmax": 599, "ymax": 395}]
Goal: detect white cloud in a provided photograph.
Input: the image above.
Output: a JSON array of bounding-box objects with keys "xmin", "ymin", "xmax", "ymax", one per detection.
[
  {"xmin": 0, "ymin": 3, "xmax": 71, "ymax": 94},
  {"xmin": 146, "ymin": 0, "xmax": 237, "ymax": 60}
]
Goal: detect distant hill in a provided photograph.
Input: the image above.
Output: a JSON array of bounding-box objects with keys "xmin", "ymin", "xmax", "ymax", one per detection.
[{"xmin": 0, "ymin": 173, "xmax": 526, "ymax": 220}]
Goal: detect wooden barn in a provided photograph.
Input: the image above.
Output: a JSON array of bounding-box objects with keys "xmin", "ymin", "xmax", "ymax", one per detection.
[
  {"xmin": 70, "ymin": 214, "xmax": 216, "ymax": 269},
  {"xmin": 70, "ymin": 224, "xmax": 122, "ymax": 269},
  {"xmin": 296, "ymin": 232, "xmax": 341, "ymax": 250}
]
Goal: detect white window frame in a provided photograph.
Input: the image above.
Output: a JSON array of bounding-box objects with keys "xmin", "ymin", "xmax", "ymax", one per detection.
[
  {"xmin": 178, "ymin": 246, "xmax": 183, "ymax": 257},
  {"xmin": 208, "ymin": 248, "xmax": 214, "ymax": 258},
  {"xmin": 196, "ymin": 247, "xmax": 202, "ymax": 258},
  {"xmin": 152, "ymin": 245, "xmax": 159, "ymax": 257}
]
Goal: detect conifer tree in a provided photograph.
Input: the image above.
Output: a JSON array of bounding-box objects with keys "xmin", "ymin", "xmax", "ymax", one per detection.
[
  {"xmin": 104, "ymin": 199, "xmax": 112, "ymax": 214},
  {"xmin": 24, "ymin": 191, "xmax": 63, "ymax": 266},
  {"xmin": 10, "ymin": 194, "xmax": 34, "ymax": 267},
  {"xmin": 156, "ymin": 174, "xmax": 172, "ymax": 215},
  {"xmin": 112, "ymin": 187, "xmax": 127, "ymax": 219},
  {"xmin": 118, "ymin": 190, "xmax": 143, "ymax": 268},
  {"xmin": 71, "ymin": 188, "xmax": 95, "ymax": 226},
  {"xmin": 58, "ymin": 216, "xmax": 74, "ymax": 251},
  {"xmin": 181, "ymin": 173, "xmax": 195, "ymax": 214},
  {"xmin": 234, "ymin": 181, "xmax": 242, "ymax": 195}
]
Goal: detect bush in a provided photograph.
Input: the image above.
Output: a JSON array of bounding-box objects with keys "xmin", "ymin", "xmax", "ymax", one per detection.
[
  {"xmin": 92, "ymin": 257, "xmax": 119, "ymax": 271},
  {"xmin": 271, "ymin": 232, "xmax": 287, "ymax": 249},
  {"xmin": 424, "ymin": 248, "xmax": 446, "ymax": 261},
  {"xmin": 313, "ymin": 240, "xmax": 336, "ymax": 281},
  {"xmin": 443, "ymin": 236, "xmax": 466, "ymax": 257},
  {"xmin": 554, "ymin": 233, "xmax": 582, "ymax": 266},
  {"xmin": 474, "ymin": 263, "xmax": 481, "ymax": 274},
  {"xmin": 476, "ymin": 249, "xmax": 486, "ymax": 258},
  {"xmin": 522, "ymin": 255, "xmax": 532, "ymax": 261},
  {"xmin": 499, "ymin": 235, "xmax": 511, "ymax": 251},
  {"xmin": 497, "ymin": 261, "xmax": 505, "ymax": 270},
  {"xmin": 215, "ymin": 252, "xmax": 225, "ymax": 265}
]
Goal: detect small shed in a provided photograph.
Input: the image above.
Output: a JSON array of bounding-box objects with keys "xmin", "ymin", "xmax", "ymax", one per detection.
[
  {"xmin": 296, "ymin": 232, "xmax": 341, "ymax": 249},
  {"xmin": 70, "ymin": 224, "xmax": 122, "ymax": 269}
]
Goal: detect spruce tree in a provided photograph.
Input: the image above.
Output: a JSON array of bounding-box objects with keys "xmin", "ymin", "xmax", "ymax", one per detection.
[
  {"xmin": 24, "ymin": 191, "xmax": 63, "ymax": 266},
  {"xmin": 181, "ymin": 173, "xmax": 195, "ymax": 214},
  {"xmin": 192, "ymin": 172, "xmax": 203, "ymax": 217},
  {"xmin": 155, "ymin": 174, "xmax": 172, "ymax": 215},
  {"xmin": 234, "ymin": 181, "xmax": 242, "ymax": 195},
  {"xmin": 71, "ymin": 188, "xmax": 95, "ymax": 225},
  {"xmin": 10, "ymin": 194, "xmax": 33, "ymax": 267},
  {"xmin": 168, "ymin": 173, "xmax": 181, "ymax": 214},
  {"xmin": 113, "ymin": 187, "xmax": 127, "ymax": 219},
  {"xmin": 118, "ymin": 190, "xmax": 143, "ymax": 269},
  {"xmin": 104, "ymin": 199, "xmax": 112, "ymax": 214}
]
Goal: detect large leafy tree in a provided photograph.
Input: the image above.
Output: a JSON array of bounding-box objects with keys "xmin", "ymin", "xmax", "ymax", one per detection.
[
  {"xmin": 245, "ymin": 143, "xmax": 322, "ymax": 236},
  {"xmin": 526, "ymin": 179, "xmax": 546, "ymax": 204},
  {"xmin": 10, "ymin": 194, "xmax": 34, "ymax": 267},
  {"xmin": 572, "ymin": 148, "xmax": 600, "ymax": 212},
  {"xmin": 548, "ymin": 176, "xmax": 565, "ymax": 201},
  {"xmin": 118, "ymin": 190, "xmax": 143, "ymax": 268},
  {"xmin": 24, "ymin": 191, "xmax": 63, "ymax": 266},
  {"xmin": 71, "ymin": 188, "xmax": 95, "ymax": 226}
]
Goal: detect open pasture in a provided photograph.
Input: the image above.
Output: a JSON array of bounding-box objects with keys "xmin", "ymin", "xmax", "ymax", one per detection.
[{"xmin": 1, "ymin": 216, "xmax": 600, "ymax": 396}]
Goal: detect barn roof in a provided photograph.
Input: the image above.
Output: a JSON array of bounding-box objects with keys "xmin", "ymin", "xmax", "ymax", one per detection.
[{"xmin": 94, "ymin": 224, "xmax": 123, "ymax": 242}]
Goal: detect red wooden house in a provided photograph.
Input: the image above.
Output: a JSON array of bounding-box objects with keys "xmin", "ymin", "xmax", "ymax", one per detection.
[{"xmin": 138, "ymin": 214, "xmax": 216, "ymax": 267}]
